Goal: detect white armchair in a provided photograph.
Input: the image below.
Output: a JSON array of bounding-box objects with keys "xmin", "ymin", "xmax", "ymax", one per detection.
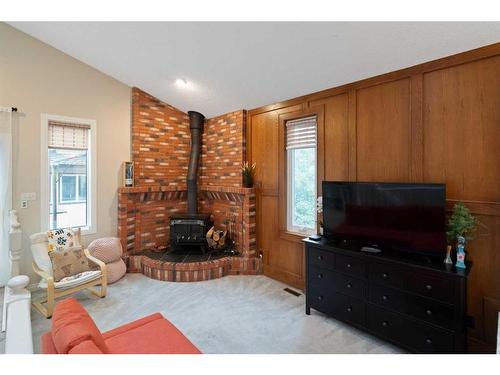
[{"xmin": 29, "ymin": 228, "xmax": 107, "ymax": 318}]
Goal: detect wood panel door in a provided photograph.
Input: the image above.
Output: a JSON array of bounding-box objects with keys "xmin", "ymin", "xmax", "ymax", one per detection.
[{"xmin": 249, "ymin": 105, "xmax": 306, "ymax": 288}]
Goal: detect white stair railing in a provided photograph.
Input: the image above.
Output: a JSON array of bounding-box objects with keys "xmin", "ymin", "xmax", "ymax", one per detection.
[{"xmin": 2, "ymin": 209, "xmax": 25, "ymax": 332}]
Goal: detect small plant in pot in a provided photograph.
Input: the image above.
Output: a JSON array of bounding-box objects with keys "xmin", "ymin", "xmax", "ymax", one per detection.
[
  {"xmin": 446, "ymin": 202, "xmax": 478, "ymax": 269},
  {"xmin": 241, "ymin": 161, "xmax": 256, "ymax": 188}
]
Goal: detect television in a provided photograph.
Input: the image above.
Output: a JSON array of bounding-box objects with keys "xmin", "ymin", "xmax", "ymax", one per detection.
[{"xmin": 322, "ymin": 181, "xmax": 447, "ymax": 257}]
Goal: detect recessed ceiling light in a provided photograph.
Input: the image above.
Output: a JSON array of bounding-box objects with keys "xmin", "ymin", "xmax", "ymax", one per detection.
[{"xmin": 175, "ymin": 78, "xmax": 188, "ymax": 87}]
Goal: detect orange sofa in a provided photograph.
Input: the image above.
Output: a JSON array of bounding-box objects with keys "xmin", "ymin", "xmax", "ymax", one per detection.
[{"xmin": 41, "ymin": 297, "xmax": 201, "ymax": 354}]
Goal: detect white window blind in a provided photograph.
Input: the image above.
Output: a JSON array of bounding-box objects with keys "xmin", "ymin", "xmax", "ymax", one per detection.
[
  {"xmin": 48, "ymin": 120, "xmax": 90, "ymax": 150},
  {"xmin": 286, "ymin": 116, "xmax": 317, "ymax": 150}
]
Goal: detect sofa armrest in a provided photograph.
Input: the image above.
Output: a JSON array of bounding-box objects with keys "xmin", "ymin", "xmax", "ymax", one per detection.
[
  {"xmin": 102, "ymin": 313, "xmax": 165, "ymax": 340},
  {"xmin": 68, "ymin": 339, "xmax": 104, "ymax": 354}
]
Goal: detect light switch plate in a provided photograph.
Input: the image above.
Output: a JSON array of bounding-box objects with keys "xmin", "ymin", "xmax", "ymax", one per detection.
[{"xmin": 21, "ymin": 192, "xmax": 36, "ymax": 201}]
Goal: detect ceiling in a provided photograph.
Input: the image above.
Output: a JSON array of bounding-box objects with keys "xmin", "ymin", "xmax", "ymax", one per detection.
[{"xmin": 9, "ymin": 22, "xmax": 500, "ymax": 117}]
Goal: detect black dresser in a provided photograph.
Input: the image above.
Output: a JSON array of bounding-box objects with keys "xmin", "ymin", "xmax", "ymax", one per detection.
[{"xmin": 304, "ymin": 238, "xmax": 470, "ymax": 353}]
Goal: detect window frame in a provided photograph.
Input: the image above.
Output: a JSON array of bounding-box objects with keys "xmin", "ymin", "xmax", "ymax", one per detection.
[
  {"xmin": 277, "ymin": 108, "xmax": 324, "ymax": 243},
  {"xmin": 40, "ymin": 114, "xmax": 97, "ymax": 235}
]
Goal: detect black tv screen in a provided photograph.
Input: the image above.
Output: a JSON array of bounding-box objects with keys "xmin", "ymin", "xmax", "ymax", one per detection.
[{"xmin": 322, "ymin": 181, "xmax": 447, "ymax": 256}]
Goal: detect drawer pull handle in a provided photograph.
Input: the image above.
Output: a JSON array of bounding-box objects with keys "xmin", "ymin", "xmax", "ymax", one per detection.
[
  {"xmin": 425, "ymin": 338, "xmax": 433, "ymax": 345},
  {"xmin": 426, "ymin": 309, "xmax": 433, "ymax": 316},
  {"xmin": 317, "ymin": 295, "xmax": 323, "ymax": 301},
  {"xmin": 347, "ymin": 263, "xmax": 352, "ymax": 269},
  {"xmin": 382, "ymin": 273, "xmax": 388, "ymax": 279},
  {"xmin": 346, "ymin": 307, "xmax": 352, "ymax": 312},
  {"xmin": 382, "ymin": 295, "xmax": 388, "ymax": 301},
  {"xmin": 425, "ymin": 284, "xmax": 433, "ymax": 291},
  {"xmin": 382, "ymin": 321, "xmax": 389, "ymax": 327},
  {"xmin": 318, "ymin": 255, "xmax": 323, "ymax": 261},
  {"xmin": 317, "ymin": 274, "xmax": 323, "ymax": 279},
  {"xmin": 346, "ymin": 283, "xmax": 352, "ymax": 289}
]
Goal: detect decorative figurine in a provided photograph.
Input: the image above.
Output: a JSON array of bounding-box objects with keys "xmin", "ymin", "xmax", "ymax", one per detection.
[
  {"xmin": 455, "ymin": 235, "xmax": 466, "ymax": 269},
  {"xmin": 316, "ymin": 196, "xmax": 323, "ymax": 235},
  {"xmin": 444, "ymin": 245, "xmax": 453, "ymax": 265}
]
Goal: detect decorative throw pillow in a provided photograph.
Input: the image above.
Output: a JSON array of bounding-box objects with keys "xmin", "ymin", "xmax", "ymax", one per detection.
[
  {"xmin": 47, "ymin": 228, "xmax": 77, "ymax": 253},
  {"xmin": 49, "ymin": 248, "xmax": 98, "ymax": 282}
]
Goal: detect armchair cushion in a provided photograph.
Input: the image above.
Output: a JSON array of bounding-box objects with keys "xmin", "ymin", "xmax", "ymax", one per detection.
[
  {"xmin": 47, "ymin": 228, "xmax": 79, "ymax": 252},
  {"xmin": 38, "ymin": 270, "xmax": 102, "ymax": 290},
  {"xmin": 49, "ymin": 248, "xmax": 98, "ymax": 282},
  {"xmin": 51, "ymin": 297, "xmax": 109, "ymax": 354},
  {"xmin": 30, "ymin": 228, "xmax": 83, "ymax": 276}
]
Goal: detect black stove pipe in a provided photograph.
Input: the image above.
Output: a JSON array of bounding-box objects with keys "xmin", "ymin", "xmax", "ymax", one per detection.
[{"xmin": 187, "ymin": 111, "xmax": 205, "ymax": 214}]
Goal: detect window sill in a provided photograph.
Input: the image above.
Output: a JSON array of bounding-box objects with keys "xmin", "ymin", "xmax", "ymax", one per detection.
[
  {"xmin": 81, "ymin": 227, "xmax": 96, "ymax": 236},
  {"xmin": 279, "ymin": 229, "xmax": 312, "ymax": 243}
]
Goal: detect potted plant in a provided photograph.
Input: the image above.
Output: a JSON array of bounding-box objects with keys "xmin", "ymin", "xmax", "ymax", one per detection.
[
  {"xmin": 241, "ymin": 161, "xmax": 256, "ymax": 188},
  {"xmin": 446, "ymin": 202, "xmax": 478, "ymax": 269}
]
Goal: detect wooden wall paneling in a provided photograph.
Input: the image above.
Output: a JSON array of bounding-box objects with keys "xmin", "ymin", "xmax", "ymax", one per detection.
[
  {"xmin": 423, "ymin": 55, "xmax": 500, "ymax": 202},
  {"xmin": 347, "ymin": 89, "xmax": 357, "ymax": 180},
  {"xmin": 410, "ymin": 74, "xmax": 424, "ymax": 182},
  {"xmin": 310, "ymin": 94, "xmax": 349, "ymax": 182},
  {"xmin": 356, "ymin": 78, "xmax": 411, "ymax": 182},
  {"xmin": 247, "ymin": 44, "xmax": 500, "ymax": 351}
]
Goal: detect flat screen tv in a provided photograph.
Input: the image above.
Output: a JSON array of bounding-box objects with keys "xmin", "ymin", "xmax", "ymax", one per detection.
[{"xmin": 322, "ymin": 181, "xmax": 447, "ymax": 256}]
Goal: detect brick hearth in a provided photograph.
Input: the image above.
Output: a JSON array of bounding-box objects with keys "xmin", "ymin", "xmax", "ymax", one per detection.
[{"xmin": 117, "ymin": 88, "xmax": 261, "ymax": 281}]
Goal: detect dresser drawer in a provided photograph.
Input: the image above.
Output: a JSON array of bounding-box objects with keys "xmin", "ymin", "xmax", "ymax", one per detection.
[
  {"xmin": 331, "ymin": 292, "xmax": 366, "ymax": 326},
  {"xmin": 408, "ymin": 272, "xmax": 454, "ymax": 304},
  {"xmin": 369, "ymin": 262, "xmax": 407, "ymax": 288},
  {"xmin": 367, "ymin": 304, "xmax": 455, "ymax": 353},
  {"xmin": 369, "ymin": 284, "xmax": 407, "ymax": 312},
  {"xmin": 333, "ymin": 272, "xmax": 366, "ymax": 299},
  {"xmin": 308, "ymin": 288, "xmax": 337, "ymax": 315},
  {"xmin": 308, "ymin": 247, "xmax": 335, "ymax": 271},
  {"xmin": 336, "ymin": 253, "xmax": 366, "ymax": 277},
  {"xmin": 407, "ymin": 320, "xmax": 455, "ymax": 353},
  {"xmin": 407, "ymin": 295, "xmax": 454, "ymax": 329},
  {"xmin": 308, "ymin": 266, "xmax": 336, "ymax": 288},
  {"xmin": 366, "ymin": 304, "xmax": 406, "ymax": 344}
]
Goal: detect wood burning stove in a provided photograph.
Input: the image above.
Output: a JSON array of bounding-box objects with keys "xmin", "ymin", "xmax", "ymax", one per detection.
[{"xmin": 169, "ymin": 110, "xmax": 212, "ymax": 253}]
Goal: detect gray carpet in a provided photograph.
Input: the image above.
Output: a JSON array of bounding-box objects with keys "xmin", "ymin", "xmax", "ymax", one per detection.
[{"xmin": 1, "ymin": 274, "xmax": 402, "ymax": 354}]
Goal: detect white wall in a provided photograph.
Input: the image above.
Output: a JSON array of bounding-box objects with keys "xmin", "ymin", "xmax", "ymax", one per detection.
[{"xmin": 0, "ymin": 23, "xmax": 131, "ymax": 283}]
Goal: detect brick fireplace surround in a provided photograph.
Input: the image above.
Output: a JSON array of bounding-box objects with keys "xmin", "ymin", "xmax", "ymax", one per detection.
[{"xmin": 118, "ymin": 88, "xmax": 262, "ymax": 281}]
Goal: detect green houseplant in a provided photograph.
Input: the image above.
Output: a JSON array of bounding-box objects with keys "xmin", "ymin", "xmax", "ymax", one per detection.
[
  {"xmin": 241, "ymin": 161, "xmax": 256, "ymax": 188},
  {"xmin": 446, "ymin": 202, "xmax": 478, "ymax": 268}
]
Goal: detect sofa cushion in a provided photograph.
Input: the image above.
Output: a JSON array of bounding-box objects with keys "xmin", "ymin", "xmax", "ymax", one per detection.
[
  {"xmin": 68, "ymin": 339, "xmax": 104, "ymax": 354},
  {"xmin": 51, "ymin": 298, "xmax": 109, "ymax": 354},
  {"xmin": 102, "ymin": 313, "xmax": 201, "ymax": 354}
]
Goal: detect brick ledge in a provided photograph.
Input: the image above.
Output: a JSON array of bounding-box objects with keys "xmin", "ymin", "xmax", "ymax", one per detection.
[{"xmin": 125, "ymin": 254, "xmax": 262, "ymax": 282}]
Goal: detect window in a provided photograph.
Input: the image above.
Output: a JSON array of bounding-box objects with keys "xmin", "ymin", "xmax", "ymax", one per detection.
[
  {"xmin": 41, "ymin": 115, "xmax": 96, "ymax": 233},
  {"xmin": 286, "ymin": 116, "xmax": 317, "ymax": 235}
]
